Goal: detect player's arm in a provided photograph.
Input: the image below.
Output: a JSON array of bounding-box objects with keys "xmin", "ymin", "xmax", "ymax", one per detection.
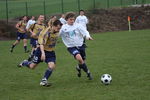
[
  {"xmin": 38, "ymin": 29, "xmax": 47, "ymax": 61},
  {"xmin": 78, "ymin": 25, "xmax": 93, "ymax": 40},
  {"xmin": 16, "ymin": 21, "xmax": 24, "ymax": 31},
  {"xmin": 28, "ymin": 24, "xmax": 36, "ymax": 37}
]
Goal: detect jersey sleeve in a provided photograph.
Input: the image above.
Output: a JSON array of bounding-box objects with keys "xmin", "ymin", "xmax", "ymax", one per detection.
[
  {"xmin": 38, "ymin": 28, "xmax": 49, "ymax": 45},
  {"xmin": 78, "ymin": 24, "xmax": 91, "ymax": 39}
]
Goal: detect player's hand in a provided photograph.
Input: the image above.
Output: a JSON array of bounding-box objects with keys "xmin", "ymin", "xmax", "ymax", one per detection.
[
  {"xmin": 31, "ymin": 33, "xmax": 36, "ymax": 37},
  {"xmin": 41, "ymin": 53, "xmax": 45, "ymax": 61},
  {"xmin": 88, "ymin": 37, "xmax": 93, "ymax": 40}
]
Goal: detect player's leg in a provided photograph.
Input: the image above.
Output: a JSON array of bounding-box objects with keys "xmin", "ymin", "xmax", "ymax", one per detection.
[
  {"xmin": 83, "ymin": 37, "xmax": 87, "ymax": 48},
  {"xmin": 23, "ymin": 39, "xmax": 29, "ymax": 53},
  {"xmin": 10, "ymin": 32, "xmax": 21, "ymax": 53},
  {"xmin": 18, "ymin": 47, "xmax": 41, "ymax": 69},
  {"xmin": 10, "ymin": 40, "xmax": 20, "ymax": 52},
  {"xmin": 75, "ymin": 53, "xmax": 93, "ymax": 80},
  {"xmin": 28, "ymin": 39, "xmax": 37, "ymax": 61},
  {"xmin": 18, "ymin": 60, "xmax": 38, "ymax": 69},
  {"xmin": 40, "ymin": 51, "xmax": 56, "ymax": 87},
  {"xmin": 40, "ymin": 62, "xmax": 55, "ymax": 87}
]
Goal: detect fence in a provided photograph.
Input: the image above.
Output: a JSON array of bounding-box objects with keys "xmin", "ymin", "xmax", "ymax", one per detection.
[{"xmin": 0, "ymin": 0, "xmax": 150, "ymax": 23}]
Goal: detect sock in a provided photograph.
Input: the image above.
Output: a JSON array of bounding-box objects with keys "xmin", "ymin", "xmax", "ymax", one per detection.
[
  {"xmin": 22, "ymin": 60, "xmax": 31, "ymax": 67},
  {"xmin": 78, "ymin": 64, "xmax": 82, "ymax": 70},
  {"xmin": 79, "ymin": 63, "xmax": 90, "ymax": 74},
  {"xmin": 44, "ymin": 68, "xmax": 53, "ymax": 80},
  {"xmin": 24, "ymin": 46, "xmax": 27, "ymax": 52},
  {"xmin": 11, "ymin": 44, "xmax": 16, "ymax": 49}
]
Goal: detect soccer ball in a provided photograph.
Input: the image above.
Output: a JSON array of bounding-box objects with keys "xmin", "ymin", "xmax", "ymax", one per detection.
[{"xmin": 101, "ymin": 74, "xmax": 112, "ymax": 85}]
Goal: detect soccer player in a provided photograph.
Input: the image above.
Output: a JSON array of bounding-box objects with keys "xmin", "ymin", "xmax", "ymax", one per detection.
[
  {"xmin": 75, "ymin": 10, "xmax": 89, "ymax": 48},
  {"xmin": 75, "ymin": 10, "xmax": 88, "ymax": 30},
  {"xmin": 18, "ymin": 20, "xmax": 62, "ymax": 87},
  {"xmin": 59, "ymin": 14, "xmax": 67, "ymax": 25},
  {"xmin": 59, "ymin": 12, "xmax": 93, "ymax": 80},
  {"xmin": 26, "ymin": 16, "xmax": 36, "ymax": 30},
  {"xmin": 10, "ymin": 16, "xmax": 29, "ymax": 53},
  {"xmin": 27, "ymin": 15, "xmax": 46, "ymax": 61},
  {"xmin": 48, "ymin": 15, "xmax": 57, "ymax": 28}
]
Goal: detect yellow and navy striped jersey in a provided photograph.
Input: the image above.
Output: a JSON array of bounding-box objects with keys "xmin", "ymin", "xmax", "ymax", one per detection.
[
  {"xmin": 17, "ymin": 20, "xmax": 27, "ymax": 33},
  {"xmin": 29, "ymin": 23, "xmax": 46, "ymax": 39},
  {"xmin": 38, "ymin": 27, "xmax": 59, "ymax": 51}
]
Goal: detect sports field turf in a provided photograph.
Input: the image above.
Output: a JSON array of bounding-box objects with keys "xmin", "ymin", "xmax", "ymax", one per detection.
[{"xmin": 0, "ymin": 29, "xmax": 150, "ymax": 100}]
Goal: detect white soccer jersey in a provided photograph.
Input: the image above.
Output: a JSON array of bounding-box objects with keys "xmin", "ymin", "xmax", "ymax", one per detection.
[
  {"xmin": 75, "ymin": 15, "xmax": 88, "ymax": 29},
  {"xmin": 26, "ymin": 19, "xmax": 36, "ymax": 30},
  {"xmin": 59, "ymin": 23, "xmax": 91, "ymax": 48},
  {"xmin": 59, "ymin": 17, "xmax": 67, "ymax": 25}
]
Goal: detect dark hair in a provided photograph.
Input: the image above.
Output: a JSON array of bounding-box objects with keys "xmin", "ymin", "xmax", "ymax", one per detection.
[
  {"xmin": 53, "ymin": 20, "xmax": 62, "ymax": 26},
  {"xmin": 65, "ymin": 12, "xmax": 75, "ymax": 20},
  {"xmin": 79, "ymin": 9, "xmax": 84, "ymax": 13}
]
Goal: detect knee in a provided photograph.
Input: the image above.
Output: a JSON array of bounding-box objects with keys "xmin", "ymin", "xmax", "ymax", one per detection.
[
  {"xmin": 29, "ymin": 64, "xmax": 36, "ymax": 69},
  {"xmin": 48, "ymin": 63, "xmax": 55, "ymax": 70},
  {"xmin": 16, "ymin": 40, "xmax": 20, "ymax": 44},
  {"xmin": 75, "ymin": 54, "xmax": 84, "ymax": 64}
]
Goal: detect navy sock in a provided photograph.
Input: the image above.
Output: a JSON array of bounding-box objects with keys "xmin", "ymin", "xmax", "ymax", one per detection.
[
  {"xmin": 44, "ymin": 68, "xmax": 53, "ymax": 80},
  {"xmin": 11, "ymin": 44, "xmax": 16, "ymax": 49},
  {"xmin": 78, "ymin": 64, "xmax": 82, "ymax": 69},
  {"xmin": 22, "ymin": 60, "xmax": 31, "ymax": 67},
  {"xmin": 24, "ymin": 46, "xmax": 27, "ymax": 52},
  {"xmin": 80, "ymin": 63, "xmax": 90, "ymax": 74}
]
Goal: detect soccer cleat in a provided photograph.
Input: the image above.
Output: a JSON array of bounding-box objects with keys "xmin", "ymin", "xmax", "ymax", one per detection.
[
  {"xmin": 40, "ymin": 78, "xmax": 51, "ymax": 87},
  {"xmin": 87, "ymin": 73, "xmax": 93, "ymax": 80},
  {"xmin": 76, "ymin": 66, "xmax": 81, "ymax": 77},
  {"xmin": 17, "ymin": 60, "xmax": 28, "ymax": 67}
]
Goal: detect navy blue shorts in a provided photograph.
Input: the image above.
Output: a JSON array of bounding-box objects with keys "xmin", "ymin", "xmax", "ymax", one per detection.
[
  {"xmin": 16, "ymin": 32, "xmax": 27, "ymax": 40},
  {"xmin": 30, "ymin": 38, "xmax": 38, "ymax": 48},
  {"xmin": 32, "ymin": 47, "xmax": 56, "ymax": 64},
  {"xmin": 67, "ymin": 45, "xmax": 86, "ymax": 60}
]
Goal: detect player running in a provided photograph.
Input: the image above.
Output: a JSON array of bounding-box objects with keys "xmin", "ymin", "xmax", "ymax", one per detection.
[
  {"xmin": 10, "ymin": 16, "xmax": 29, "ymax": 53},
  {"xmin": 27, "ymin": 15, "xmax": 46, "ymax": 61},
  {"xmin": 18, "ymin": 20, "xmax": 62, "ymax": 87},
  {"xmin": 75, "ymin": 10, "xmax": 88, "ymax": 30},
  {"xmin": 59, "ymin": 12, "xmax": 93, "ymax": 80}
]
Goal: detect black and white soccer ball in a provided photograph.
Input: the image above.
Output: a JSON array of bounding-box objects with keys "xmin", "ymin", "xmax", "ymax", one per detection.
[{"xmin": 101, "ymin": 74, "xmax": 112, "ymax": 85}]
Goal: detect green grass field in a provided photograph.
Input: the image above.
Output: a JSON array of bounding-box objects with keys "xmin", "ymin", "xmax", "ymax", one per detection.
[
  {"xmin": 0, "ymin": 30, "xmax": 150, "ymax": 100},
  {"xmin": 1, "ymin": 0, "xmax": 150, "ymax": 19}
]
